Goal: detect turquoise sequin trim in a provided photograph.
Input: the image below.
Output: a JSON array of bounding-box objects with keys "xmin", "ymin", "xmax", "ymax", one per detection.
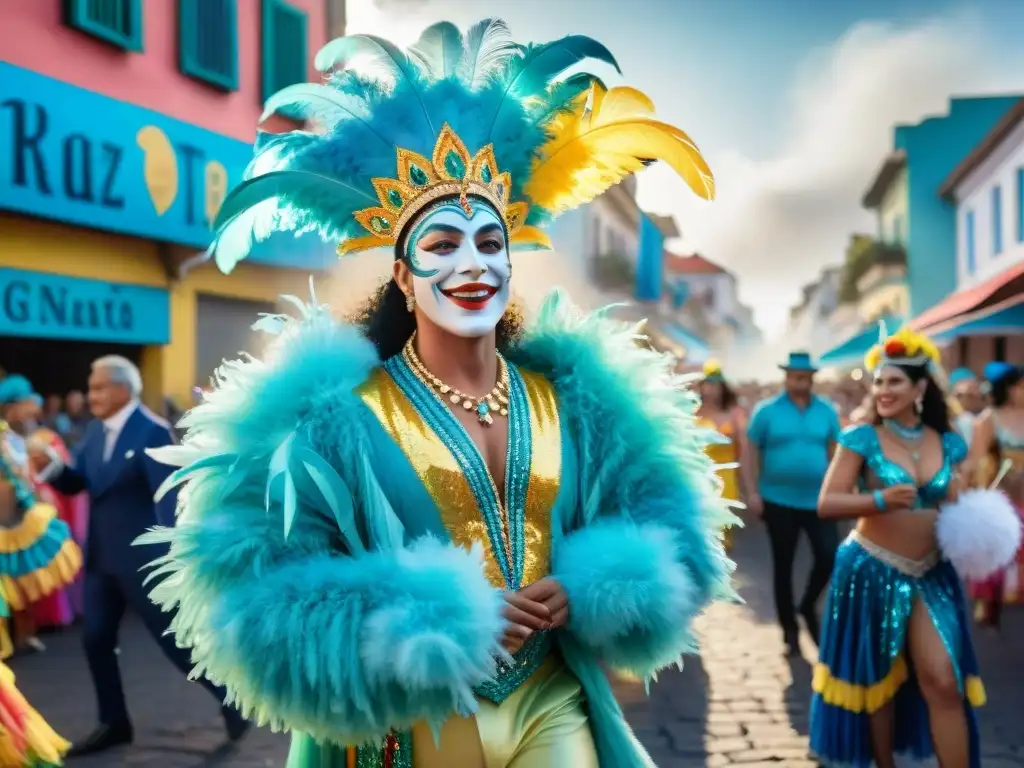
[{"xmin": 383, "ymin": 355, "xmax": 548, "ymax": 703}]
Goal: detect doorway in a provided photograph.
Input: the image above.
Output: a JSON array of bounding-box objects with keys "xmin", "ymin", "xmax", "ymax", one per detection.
[{"xmin": 0, "ymin": 336, "xmax": 143, "ymax": 401}]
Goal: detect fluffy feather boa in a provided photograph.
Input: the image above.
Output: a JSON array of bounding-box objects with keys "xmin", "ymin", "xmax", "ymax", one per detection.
[{"xmin": 937, "ymin": 488, "xmax": 1022, "ymax": 581}]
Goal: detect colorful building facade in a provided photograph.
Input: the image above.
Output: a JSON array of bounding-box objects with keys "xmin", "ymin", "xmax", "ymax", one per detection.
[{"xmin": 0, "ymin": 0, "xmax": 335, "ymax": 411}]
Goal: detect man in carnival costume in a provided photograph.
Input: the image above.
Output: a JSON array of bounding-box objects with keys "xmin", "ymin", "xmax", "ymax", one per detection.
[{"xmin": 142, "ymin": 20, "xmax": 736, "ymax": 768}]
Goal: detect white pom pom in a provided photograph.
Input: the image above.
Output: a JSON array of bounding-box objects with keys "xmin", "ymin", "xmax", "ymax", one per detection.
[{"xmin": 937, "ymin": 489, "xmax": 1022, "ymax": 581}]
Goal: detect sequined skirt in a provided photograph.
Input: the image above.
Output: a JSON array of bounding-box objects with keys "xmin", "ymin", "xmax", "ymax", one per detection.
[{"xmin": 809, "ymin": 532, "xmax": 985, "ymax": 768}]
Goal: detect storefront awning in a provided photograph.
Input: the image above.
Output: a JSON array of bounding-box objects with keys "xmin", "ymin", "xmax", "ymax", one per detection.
[
  {"xmin": 931, "ymin": 294, "xmax": 1024, "ymax": 341},
  {"xmin": 911, "ymin": 261, "xmax": 1024, "ymax": 332},
  {"xmin": 819, "ymin": 314, "xmax": 903, "ymax": 367}
]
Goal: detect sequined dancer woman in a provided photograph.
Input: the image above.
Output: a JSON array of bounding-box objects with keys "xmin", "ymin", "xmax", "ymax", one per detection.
[
  {"xmin": 809, "ymin": 327, "xmax": 984, "ymax": 768},
  {"xmin": 140, "ymin": 19, "xmax": 736, "ymax": 768}
]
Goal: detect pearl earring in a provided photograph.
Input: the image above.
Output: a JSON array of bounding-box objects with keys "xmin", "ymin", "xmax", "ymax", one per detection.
[{"xmin": 406, "ymin": 293, "xmax": 415, "ymax": 313}]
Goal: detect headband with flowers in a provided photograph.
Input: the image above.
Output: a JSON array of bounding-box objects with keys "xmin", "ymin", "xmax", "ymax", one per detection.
[{"xmin": 863, "ymin": 325, "xmax": 941, "ymax": 372}]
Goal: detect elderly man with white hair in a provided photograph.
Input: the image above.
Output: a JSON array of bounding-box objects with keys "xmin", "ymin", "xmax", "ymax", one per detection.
[{"xmin": 33, "ymin": 355, "xmax": 249, "ymax": 755}]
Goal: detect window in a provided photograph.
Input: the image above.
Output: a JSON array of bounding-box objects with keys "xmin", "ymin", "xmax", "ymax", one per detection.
[
  {"xmin": 179, "ymin": 0, "xmax": 239, "ymax": 91},
  {"xmin": 965, "ymin": 210, "xmax": 976, "ymax": 275},
  {"xmin": 992, "ymin": 184, "xmax": 1003, "ymax": 255},
  {"xmin": 64, "ymin": 0, "xmax": 143, "ymax": 51},
  {"xmin": 891, "ymin": 215, "xmax": 903, "ymax": 245},
  {"xmin": 262, "ymin": 0, "xmax": 308, "ymax": 110},
  {"xmin": 1017, "ymin": 168, "xmax": 1024, "ymax": 243}
]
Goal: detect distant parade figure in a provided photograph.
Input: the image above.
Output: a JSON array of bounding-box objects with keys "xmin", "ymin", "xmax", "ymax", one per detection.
[
  {"xmin": 0, "ymin": 376, "xmax": 82, "ymax": 653},
  {"xmin": 746, "ymin": 352, "xmax": 841, "ymax": 655},
  {"xmin": 966, "ymin": 362, "xmax": 1024, "ymax": 627},
  {"xmin": 949, "ymin": 368, "xmax": 985, "ymax": 448},
  {"xmin": 31, "ymin": 356, "xmax": 249, "ymax": 756},
  {"xmin": 810, "ymin": 328, "xmax": 1019, "ymax": 768},
  {"xmin": 696, "ymin": 360, "xmax": 748, "ymax": 551}
]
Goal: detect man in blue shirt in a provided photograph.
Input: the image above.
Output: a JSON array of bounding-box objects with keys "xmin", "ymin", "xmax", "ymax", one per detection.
[{"xmin": 744, "ymin": 352, "xmax": 841, "ymax": 656}]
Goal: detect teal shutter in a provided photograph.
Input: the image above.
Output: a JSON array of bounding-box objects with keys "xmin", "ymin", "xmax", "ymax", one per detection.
[
  {"xmin": 261, "ymin": 0, "xmax": 309, "ymax": 117},
  {"xmin": 178, "ymin": 0, "xmax": 239, "ymax": 91},
  {"xmin": 64, "ymin": 0, "xmax": 143, "ymax": 52}
]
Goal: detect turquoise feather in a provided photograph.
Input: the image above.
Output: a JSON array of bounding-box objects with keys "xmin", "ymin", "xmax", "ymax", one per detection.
[
  {"xmin": 409, "ymin": 21, "xmax": 464, "ymax": 80},
  {"xmin": 456, "ymin": 18, "xmax": 517, "ymax": 88}
]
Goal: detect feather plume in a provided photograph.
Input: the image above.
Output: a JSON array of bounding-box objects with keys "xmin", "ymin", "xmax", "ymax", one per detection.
[
  {"xmin": 409, "ymin": 21, "xmax": 464, "ymax": 81},
  {"xmin": 488, "ymin": 35, "xmax": 621, "ymax": 140},
  {"xmin": 525, "ymin": 86, "xmax": 715, "ymax": 212},
  {"xmin": 314, "ymin": 35, "xmax": 436, "ymax": 136},
  {"xmin": 457, "ymin": 18, "xmax": 517, "ymax": 89},
  {"xmin": 259, "ymin": 84, "xmax": 393, "ymax": 149}
]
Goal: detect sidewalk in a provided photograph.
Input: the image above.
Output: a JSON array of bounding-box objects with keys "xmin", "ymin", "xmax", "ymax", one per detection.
[{"xmin": 9, "ymin": 521, "xmax": 1024, "ymax": 766}]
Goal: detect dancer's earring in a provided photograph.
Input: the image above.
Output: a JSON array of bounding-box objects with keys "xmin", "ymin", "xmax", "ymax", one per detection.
[
  {"xmin": 915, "ymin": 395, "xmax": 924, "ymax": 415},
  {"xmin": 406, "ymin": 292, "xmax": 416, "ymax": 313}
]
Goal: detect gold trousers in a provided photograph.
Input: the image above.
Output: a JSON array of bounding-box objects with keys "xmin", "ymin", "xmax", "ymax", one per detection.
[
  {"xmin": 287, "ymin": 659, "xmax": 598, "ymax": 768},
  {"xmin": 412, "ymin": 658, "xmax": 598, "ymax": 768}
]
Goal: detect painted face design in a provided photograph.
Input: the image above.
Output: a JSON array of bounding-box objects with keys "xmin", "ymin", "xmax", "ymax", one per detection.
[{"xmin": 406, "ymin": 201, "xmax": 511, "ymax": 338}]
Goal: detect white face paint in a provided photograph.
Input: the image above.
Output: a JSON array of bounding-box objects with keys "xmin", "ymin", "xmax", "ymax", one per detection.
[{"xmin": 406, "ymin": 201, "xmax": 511, "ymax": 338}]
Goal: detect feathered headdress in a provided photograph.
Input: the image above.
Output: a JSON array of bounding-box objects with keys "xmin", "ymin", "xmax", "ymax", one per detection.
[
  {"xmin": 864, "ymin": 324, "xmax": 941, "ymax": 372},
  {"xmin": 209, "ymin": 19, "xmax": 715, "ymax": 272}
]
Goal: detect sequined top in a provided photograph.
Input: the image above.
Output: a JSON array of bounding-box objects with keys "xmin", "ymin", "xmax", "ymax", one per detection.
[
  {"xmin": 357, "ymin": 357, "xmax": 563, "ymax": 705},
  {"xmin": 838, "ymin": 424, "xmax": 967, "ymax": 508}
]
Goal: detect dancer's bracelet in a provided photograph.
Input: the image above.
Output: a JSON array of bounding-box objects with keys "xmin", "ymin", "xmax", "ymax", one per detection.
[{"xmin": 872, "ymin": 489, "xmax": 886, "ymax": 512}]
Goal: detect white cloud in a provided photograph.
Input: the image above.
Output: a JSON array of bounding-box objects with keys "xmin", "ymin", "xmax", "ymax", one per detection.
[{"xmin": 637, "ymin": 12, "xmax": 1024, "ymax": 345}]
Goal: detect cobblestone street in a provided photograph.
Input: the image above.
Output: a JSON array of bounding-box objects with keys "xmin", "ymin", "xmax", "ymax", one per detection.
[{"xmin": 10, "ymin": 522, "xmax": 1024, "ymax": 767}]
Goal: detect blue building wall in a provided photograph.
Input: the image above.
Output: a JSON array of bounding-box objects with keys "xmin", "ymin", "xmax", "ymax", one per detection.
[{"xmin": 900, "ymin": 96, "xmax": 1020, "ymax": 314}]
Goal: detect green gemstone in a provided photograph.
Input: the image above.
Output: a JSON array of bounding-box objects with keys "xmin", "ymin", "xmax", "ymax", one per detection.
[
  {"xmin": 481, "ymin": 165, "xmax": 492, "ymax": 183},
  {"xmin": 387, "ymin": 189, "xmax": 403, "ymax": 207},
  {"xmin": 369, "ymin": 216, "xmax": 391, "ymax": 233},
  {"xmin": 409, "ymin": 165, "xmax": 429, "ymax": 186},
  {"xmin": 444, "ymin": 151, "xmax": 466, "ymax": 179}
]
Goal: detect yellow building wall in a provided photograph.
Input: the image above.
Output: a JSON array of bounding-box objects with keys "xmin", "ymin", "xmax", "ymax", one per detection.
[
  {"xmin": 1, "ymin": 215, "xmax": 326, "ymax": 411},
  {"xmin": 858, "ymin": 282, "xmax": 909, "ymax": 322}
]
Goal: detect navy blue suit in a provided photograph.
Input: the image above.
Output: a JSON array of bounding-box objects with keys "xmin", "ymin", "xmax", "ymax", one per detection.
[{"xmin": 49, "ymin": 405, "xmax": 234, "ymax": 729}]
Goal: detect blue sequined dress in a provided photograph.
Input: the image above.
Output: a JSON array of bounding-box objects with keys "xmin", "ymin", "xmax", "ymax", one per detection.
[{"xmin": 809, "ymin": 424, "xmax": 984, "ymax": 768}]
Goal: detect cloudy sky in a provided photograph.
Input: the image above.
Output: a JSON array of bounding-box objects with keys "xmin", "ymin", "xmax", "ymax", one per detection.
[{"xmin": 346, "ymin": 0, "xmax": 1024, "ymax": 337}]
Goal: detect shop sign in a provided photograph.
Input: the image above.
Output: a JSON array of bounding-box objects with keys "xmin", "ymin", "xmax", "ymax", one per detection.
[
  {"xmin": 0, "ymin": 63, "xmax": 333, "ymax": 270},
  {"xmin": 0, "ymin": 268, "xmax": 170, "ymax": 345}
]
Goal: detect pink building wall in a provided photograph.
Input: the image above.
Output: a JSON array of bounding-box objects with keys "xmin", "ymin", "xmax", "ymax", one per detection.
[{"xmin": 1, "ymin": 0, "xmax": 327, "ymax": 142}]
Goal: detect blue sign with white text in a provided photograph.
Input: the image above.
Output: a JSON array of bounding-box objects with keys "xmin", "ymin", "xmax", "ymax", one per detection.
[
  {"xmin": 0, "ymin": 268, "xmax": 170, "ymax": 345},
  {"xmin": 0, "ymin": 63, "xmax": 333, "ymax": 271}
]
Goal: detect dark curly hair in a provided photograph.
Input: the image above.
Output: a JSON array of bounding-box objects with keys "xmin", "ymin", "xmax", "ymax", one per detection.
[
  {"xmin": 990, "ymin": 365, "xmax": 1024, "ymax": 407},
  {"xmin": 349, "ymin": 278, "xmax": 525, "ymax": 362},
  {"xmin": 870, "ymin": 363, "xmax": 952, "ymax": 434}
]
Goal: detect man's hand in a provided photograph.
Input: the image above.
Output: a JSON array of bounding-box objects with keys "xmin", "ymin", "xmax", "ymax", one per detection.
[
  {"xmin": 517, "ymin": 578, "xmax": 569, "ymax": 629},
  {"xmin": 745, "ymin": 493, "xmax": 764, "ymax": 518},
  {"xmin": 500, "ymin": 591, "xmax": 549, "ymax": 654}
]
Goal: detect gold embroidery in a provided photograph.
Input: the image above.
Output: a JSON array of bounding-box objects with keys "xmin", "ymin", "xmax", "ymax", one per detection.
[{"xmin": 518, "ymin": 370, "xmax": 561, "ymax": 586}]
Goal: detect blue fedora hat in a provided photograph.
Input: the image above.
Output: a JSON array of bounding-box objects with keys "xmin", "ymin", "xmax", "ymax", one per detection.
[{"xmin": 779, "ymin": 351, "xmax": 819, "ymax": 372}]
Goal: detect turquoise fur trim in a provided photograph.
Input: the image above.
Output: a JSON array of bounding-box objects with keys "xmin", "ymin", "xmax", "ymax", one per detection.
[
  {"xmin": 553, "ymin": 520, "xmax": 699, "ymax": 676},
  {"xmin": 508, "ymin": 289, "xmax": 737, "ymax": 674},
  {"xmin": 139, "ymin": 293, "xmax": 506, "ymax": 746}
]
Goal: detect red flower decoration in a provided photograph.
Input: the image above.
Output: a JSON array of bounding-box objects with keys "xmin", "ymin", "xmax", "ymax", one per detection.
[{"xmin": 884, "ymin": 339, "xmax": 906, "ymax": 356}]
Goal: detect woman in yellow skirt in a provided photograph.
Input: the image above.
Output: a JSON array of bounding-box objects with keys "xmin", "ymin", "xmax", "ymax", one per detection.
[
  {"xmin": 0, "ymin": 376, "xmax": 82, "ymax": 646},
  {"xmin": 696, "ymin": 361, "xmax": 748, "ymax": 549},
  {"xmin": 0, "ymin": 587, "xmax": 69, "ymax": 766}
]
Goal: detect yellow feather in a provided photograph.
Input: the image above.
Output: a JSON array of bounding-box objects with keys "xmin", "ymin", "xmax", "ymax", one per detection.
[
  {"xmin": 510, "ymin": 225, "xmax": 552, "ymax": 250},
  {"xmin": 527, "ymin": 86, "xmax": 714, "ymax": 214}
]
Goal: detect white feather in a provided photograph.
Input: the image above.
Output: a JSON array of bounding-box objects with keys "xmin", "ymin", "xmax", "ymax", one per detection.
[{"xmin": 937, "ymin": 489, "xmax": 1022, "ymax": 581}]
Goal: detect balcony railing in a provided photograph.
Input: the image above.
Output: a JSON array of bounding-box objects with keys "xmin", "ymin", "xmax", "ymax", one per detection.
[{"xmin": 838, "ymin": 241, "xmax": 907, "ymax": 303}]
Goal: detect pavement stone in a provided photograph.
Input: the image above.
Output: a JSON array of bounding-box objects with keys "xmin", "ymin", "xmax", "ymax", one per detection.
[{"xmin": 8, "ymin": 520, "xmax": 1023, "ymax": 766}]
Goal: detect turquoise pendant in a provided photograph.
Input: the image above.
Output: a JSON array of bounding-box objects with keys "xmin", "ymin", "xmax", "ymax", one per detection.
[{"xmin": 476, "ymin": 400, "xmax": 494, "ymax": 425}]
